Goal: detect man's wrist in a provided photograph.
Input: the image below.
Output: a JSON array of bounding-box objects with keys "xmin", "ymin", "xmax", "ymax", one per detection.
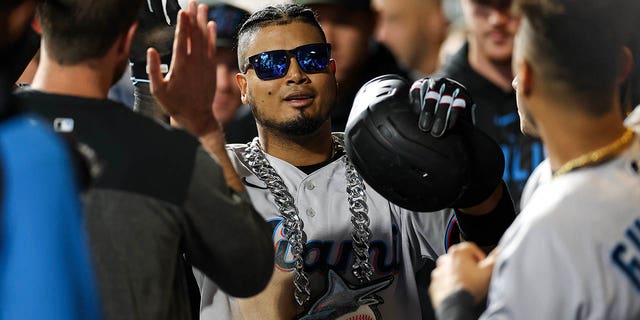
[
  {"xmin": 436, "ymin": 289, "xmax": 480, "ymax": 320},
  {"xmin": 453, "ymin": 181, "xmax": 515, "ymax": 246},
  {"xmin": 198, "ymin": 130, "xmax": 244, "ymax": 192},
  {"xmin": 457, "ymin": 182, "xmax": 504, "ymax": 215},
  {"xmin": 177, "ymin": 114, "xmax": 219, "ymax": 140}
]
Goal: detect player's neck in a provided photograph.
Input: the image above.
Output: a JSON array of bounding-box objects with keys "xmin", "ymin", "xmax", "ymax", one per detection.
[
  {"xmin": 468, "ymin": 46, "xmax": 513, "ymax": 92},
  {"xmin": 31, "ymin": 47, "xmax": 114, "ymax": 100},
  {"xmin": 257, "ymin": 121, "xmax": 334, "ymax": 167},
  {"xmin": 535, "ymin": 98, "xmax": 629, "ymax": 173}
]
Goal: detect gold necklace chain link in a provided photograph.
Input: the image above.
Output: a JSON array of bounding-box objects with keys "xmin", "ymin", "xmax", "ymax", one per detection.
[{"xmin": 553, "ymin": 128, "xmax": 635, "ymax": 178}]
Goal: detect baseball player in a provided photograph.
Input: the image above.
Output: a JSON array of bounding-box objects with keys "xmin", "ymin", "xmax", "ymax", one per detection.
[
  {"xmin": 429, "ymin": 0, "xmax": 640, "ymax": 319},
  {"xmin": 196, "ymin": 4, "xmax": 516, "ymax": 320}
]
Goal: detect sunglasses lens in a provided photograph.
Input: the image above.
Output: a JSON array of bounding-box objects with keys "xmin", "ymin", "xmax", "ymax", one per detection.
[
  {"xmin": 253, "ymin": 51, "xmax": 288, "ymax": 80},
  {"xmin": 247, "ymin": 43, "xmax": 331, "ymax": 80},
  {"xmin": 297, "ymin": 44, "xmax": 330, "ymax": 73}
]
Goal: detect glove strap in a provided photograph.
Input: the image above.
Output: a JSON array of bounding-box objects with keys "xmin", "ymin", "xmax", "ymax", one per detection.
[{"xmin": 130, "ymin": 54, "xmax": 172, "ymax": 81}]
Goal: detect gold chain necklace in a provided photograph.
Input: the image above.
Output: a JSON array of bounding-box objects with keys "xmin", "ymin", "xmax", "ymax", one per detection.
[{"xmin": 553, "ymin": 128, "xmax": 635, "ymax": 178}]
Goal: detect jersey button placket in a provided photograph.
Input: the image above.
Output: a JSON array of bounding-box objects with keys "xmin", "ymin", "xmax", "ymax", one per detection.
[
  {"xmin": 305, "ymin": 181, "xmax": 316, "ymax": 190},
  {"xmin": 301, "ymin": 179, "xmax": 316, "ymax": 218},
  {"xmin": 306, "ymin": 208, "xmax": 316, "ymax": 217}
]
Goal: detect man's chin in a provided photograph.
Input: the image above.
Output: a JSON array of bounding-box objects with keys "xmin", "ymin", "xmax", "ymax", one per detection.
[
  {"xmin": 485, "ymin": 46, "xmax": 514, "ymax": 64},
  {"xmin": 261, "ymin": 116, "xmax": 327, "ymax": 137}
]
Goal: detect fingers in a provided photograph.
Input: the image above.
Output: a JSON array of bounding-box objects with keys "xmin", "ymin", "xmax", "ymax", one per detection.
[
  {"xmin": 207, "ymin": 21, "xmax": 217, "ymax": 60},
  {"xmin": 192, "ymin": 2, "xmax": 208, "ymax": 57},
  {"xmin": 147, "ymin": 48, "xmax": 166, "ymax": 101},
  {"xmin": 448, "ymin": 242, "xmax": 487, "ymax": 262},
  {"xmin": 431, "ymin": 241, "xmax": 493, "ymax": 307},
  {"xmin": 171, "ymin": 1, "xmax": 212, "ymax": 66},
  {"xmin": 197, "ymin": 3, "xmax": 208, "ymax": 37},
  {"xmin": 417, "ymin": 78, "xmax": 438, "ymax": 132},
  {"xmin": 412, "ymin": 77, "xmax": 474, "ymax": 137},
  {"xmin": 431, "ymin": 83, "xmax": 451, "ymax": 137},
  {"xmin": 449, "ymin": 87, "xmax": 473, "ymax": 130},
  {"xmin": 188, "ymin": 0, "xmax": 198, "ymax": 32},
  {"xmin": 171, "ymin": 10, "xmax": 189, "ymax": 70},
  {"xmin": 479, "ymin": 247, "xmax": 499, "ymax": 268},
  {"xmin": 410, "ymin": 78, "xmax": 427, "ymax": 114}
]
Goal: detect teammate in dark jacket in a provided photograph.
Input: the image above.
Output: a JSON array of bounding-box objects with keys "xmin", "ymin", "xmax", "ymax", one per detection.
[{"xmin": 15, "ymin": 0, "xmax": 273, "ymax": 319}]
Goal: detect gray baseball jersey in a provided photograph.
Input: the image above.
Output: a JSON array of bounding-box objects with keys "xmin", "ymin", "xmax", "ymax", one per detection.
[
  {"xmin": 198, "ymin": 134, "xmax": 457, "ymax": 320},
  {"xmin": 481, "ymin": 130, "xmax": 640, "ymax": 320}
]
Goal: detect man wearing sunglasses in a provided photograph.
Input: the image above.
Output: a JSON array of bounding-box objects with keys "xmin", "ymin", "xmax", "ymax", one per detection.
[{"xmin": 197, "ymin": 3, "xmax": 515, "ymax": 320}]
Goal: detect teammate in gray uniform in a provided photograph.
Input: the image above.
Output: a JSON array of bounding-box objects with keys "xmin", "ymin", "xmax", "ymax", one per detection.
[
  {"xmin": 429, "ymin": 0, "xmax": 640, "ymax": 319},
  {"xmin": 196, "ymin": 4, "xmax": 516, "ymax": 320}
]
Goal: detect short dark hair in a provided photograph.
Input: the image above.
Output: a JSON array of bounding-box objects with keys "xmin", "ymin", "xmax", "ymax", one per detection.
[
  {"xmin": 37, "ymin": 0, "xmax": 144, "ymax": 65},
  {"xmin": 514, "ymin": 0, "xmax": 628, "ymax": 115},
  {"xmin": 236, "ymin": 3, "xmax": 326, "ymax": 69},
  {"xmin": 472, "ymin": 0, "xmax": 513, "ymax": 10}
]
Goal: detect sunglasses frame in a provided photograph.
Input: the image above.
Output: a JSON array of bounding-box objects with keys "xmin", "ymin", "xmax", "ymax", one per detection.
[{"xmin": 241, "ymin": 43, "xmax": 332, "ymax": 80}]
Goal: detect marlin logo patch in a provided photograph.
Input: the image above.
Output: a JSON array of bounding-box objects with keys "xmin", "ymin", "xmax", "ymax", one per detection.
[{"xmin": 298, "ymin": 270, "xmax": 394, "ymax": 320}]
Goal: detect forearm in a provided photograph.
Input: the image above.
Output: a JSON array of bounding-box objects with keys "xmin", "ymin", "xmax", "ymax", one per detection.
[
  {"xmin": 199, "ymin": 131, "xmax": 244, "ymax": 192},
  {"xmin": 458, "ymin": 182, "xmax": 504, "ymax": 215},
  {"xmin": 437, "ymin": 290, "xmax": 482, "ymax": 320},
  {"xmin": 183, "ymin": 150, "xmax": 273, "ymax": 297},
  {"xmin": 453, "ymin": 181, "xmax": 516, "ymax": 247}
]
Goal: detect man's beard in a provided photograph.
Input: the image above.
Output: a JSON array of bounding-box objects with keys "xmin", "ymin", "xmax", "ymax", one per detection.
[{"xmin": 251, "ymin": 104, "xmax": 328, "ymax": 136}]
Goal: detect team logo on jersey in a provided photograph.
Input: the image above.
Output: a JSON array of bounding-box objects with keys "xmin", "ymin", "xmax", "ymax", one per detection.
[
  {"xmin": 53, "ymin": 118, "xmax": 75, "ymax": 132},
  {"xmin": 267, "ymin": 218, "xmax": 401, "ymax": 275},
  {"xmin": 298, "ymin": 269, "xmax": 393, "ymax": 320}
]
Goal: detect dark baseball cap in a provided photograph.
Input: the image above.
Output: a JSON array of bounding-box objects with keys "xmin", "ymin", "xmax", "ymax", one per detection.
[
  {"xmin": 207, "ymin": 3, "xmax": 249, "ymax": 48},
  {"xmin": 293, "ymin": 0, "xmax": 370, "ymax": 11}
]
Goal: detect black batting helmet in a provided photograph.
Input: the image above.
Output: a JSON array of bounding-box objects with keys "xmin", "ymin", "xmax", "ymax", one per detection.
[{"xmin": 344, "ymin": 74, "xmax": 472, "ymax": 211}]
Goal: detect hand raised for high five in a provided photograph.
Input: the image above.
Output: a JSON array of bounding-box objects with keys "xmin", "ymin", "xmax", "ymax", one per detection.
[
  {"xmin": 147, "ymin": 0, "xmax": 219, "ymax": 138},
  {"xmin": 147, "ymin": 0, "xmax": 244, "ymax": 192}
]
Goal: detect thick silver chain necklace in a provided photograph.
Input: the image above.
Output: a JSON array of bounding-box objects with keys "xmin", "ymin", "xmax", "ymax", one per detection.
[{"xmin": 243, "ymin": 135, "xmax": 374, "ymax": 306}]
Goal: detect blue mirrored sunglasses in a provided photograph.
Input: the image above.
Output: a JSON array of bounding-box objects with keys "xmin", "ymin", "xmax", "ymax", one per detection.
[{"xmin": 241, "ymin": 43, "xmax": 332, "ymax": 80}]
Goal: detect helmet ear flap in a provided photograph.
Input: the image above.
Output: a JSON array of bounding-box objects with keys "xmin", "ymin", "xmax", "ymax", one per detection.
[{"xmin": 345, "ymin": 74, "xmax": 470, "ymax": 212}]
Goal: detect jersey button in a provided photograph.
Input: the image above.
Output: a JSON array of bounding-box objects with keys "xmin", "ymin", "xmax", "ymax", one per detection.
[
  {"xmin": 306, "ymin": 208, "xmax": 316, "ymax": 217},
  {"xmin": 305, "ymin": 181, "xmax": 316, "ymax": 190}
]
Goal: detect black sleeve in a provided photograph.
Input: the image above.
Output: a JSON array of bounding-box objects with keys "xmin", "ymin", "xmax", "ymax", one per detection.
[
  {"xmin": 436, "ymin": 290, "xmax": 480, "ymax": 320},
  {"xmin": 132, "ymin": 82, "xmax": 169, "ymax": 123},
  {"xmin": 180, "ymin": 147, "xmax": 273, "ymax": 297},
  {"xmin": 454, "ymin": 181, "xmax": 516, "ymax": 247}
]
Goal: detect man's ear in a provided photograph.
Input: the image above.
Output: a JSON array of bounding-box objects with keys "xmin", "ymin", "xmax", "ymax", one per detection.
[
  {"xmin": 518, "ymin": 59, "xmax": 533, "ymax": 96},
  {"xmin": 329, "ymin": 59, "xmax": 336, "ymax": 75},
  {"xmin": 236, "ymin": 73, "xmax": 249, "ymax": 104},
  {"xmin": 617, "ymin": 46, "xmax": 633, "ymax": 85},
  {"xmin": 120, "ymin": 23, "xmax": 138, "ymax": 60}
]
